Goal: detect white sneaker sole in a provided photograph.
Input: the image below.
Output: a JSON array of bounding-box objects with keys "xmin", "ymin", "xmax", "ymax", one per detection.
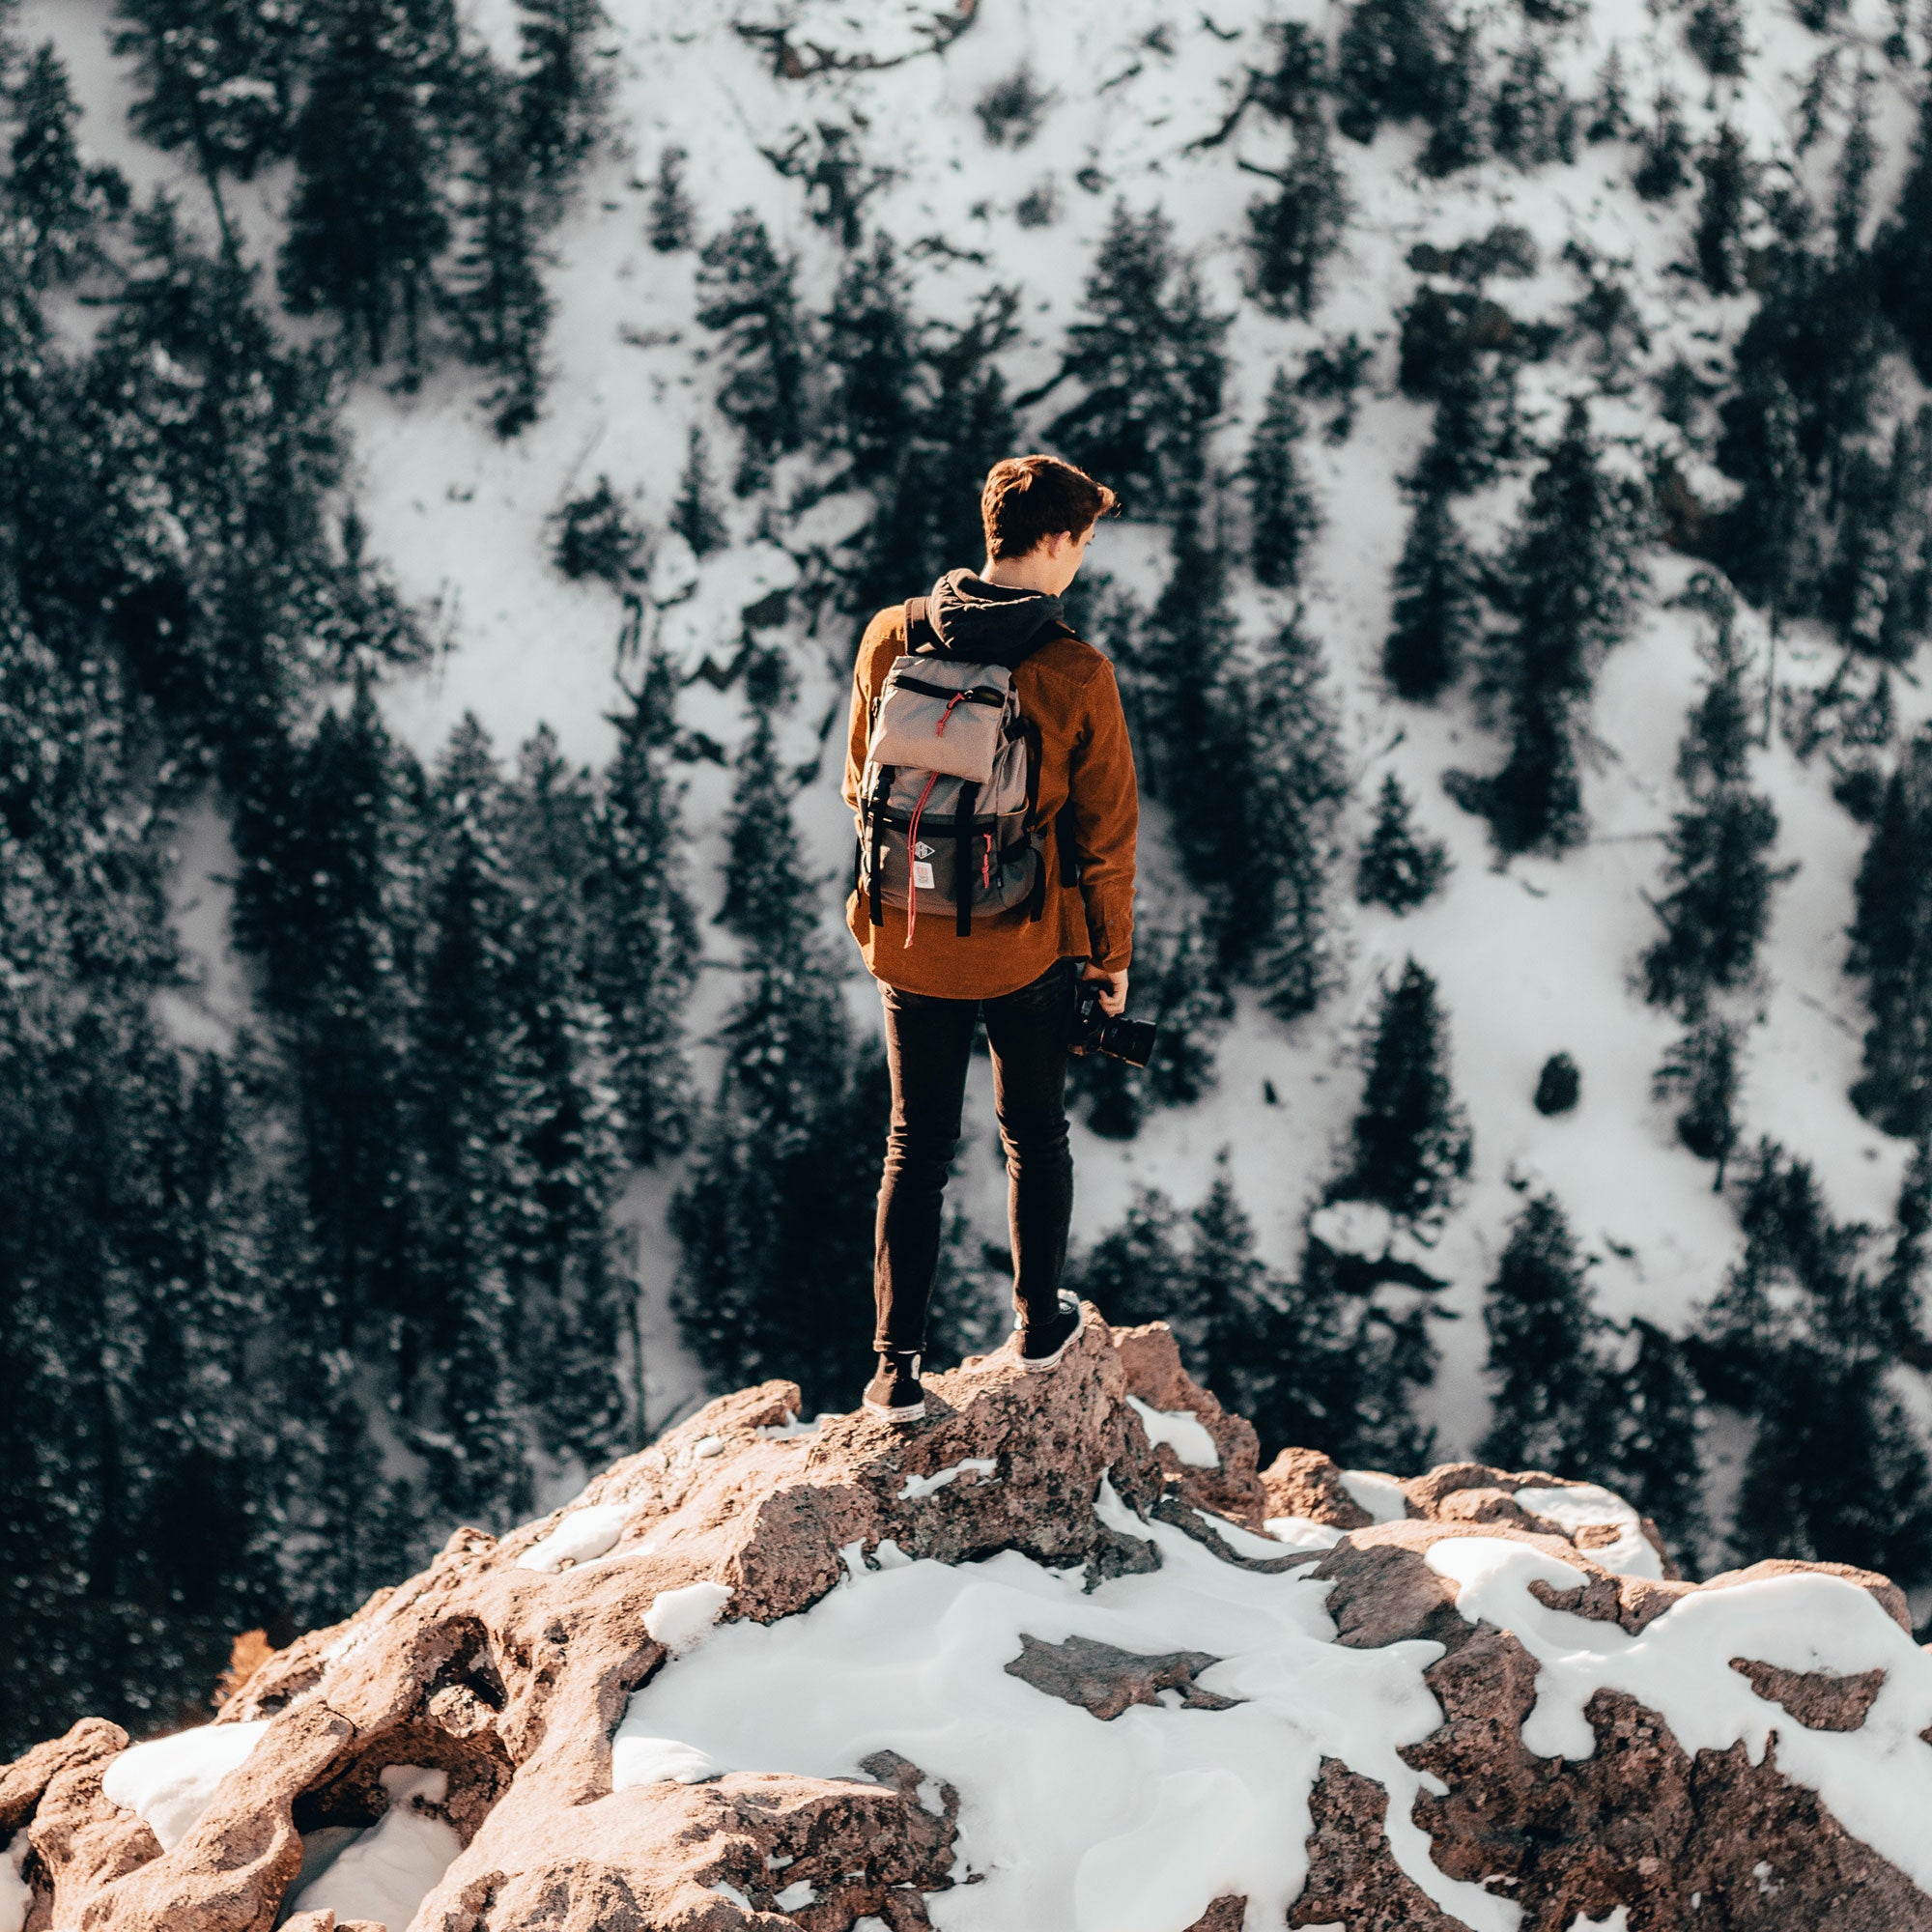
[
  {"xmin": 1016, "ymin": 1308, "xmax": 1086, "ymax": 1373},
  {"xmin": 862, "ymin": 1395, "xmax": 925, "ymax": 1422}
]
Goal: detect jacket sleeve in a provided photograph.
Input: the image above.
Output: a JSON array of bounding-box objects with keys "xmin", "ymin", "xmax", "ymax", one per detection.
[
  {"xmin": 842, "ymin": 612, "xmax": 893, "ymax": 813},
  {"xmin": 1064, "ymin": 659, "xmax": 1139, "ymax": 974}
]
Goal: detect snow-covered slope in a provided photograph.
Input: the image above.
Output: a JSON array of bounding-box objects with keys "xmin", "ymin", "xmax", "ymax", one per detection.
[{"xmin": 25, "ymin": 0, "xmax": 1932, "ymax": 1497}]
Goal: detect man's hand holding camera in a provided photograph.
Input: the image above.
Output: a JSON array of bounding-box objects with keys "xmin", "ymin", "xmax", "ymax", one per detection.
[{"xmin": 1081, "ymin": 963, "xmax": 1128, "ymax": 1017}]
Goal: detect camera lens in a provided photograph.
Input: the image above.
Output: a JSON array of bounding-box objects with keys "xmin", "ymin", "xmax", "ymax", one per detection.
[{"xmin": 1099, "ymin": 1015, "xmax": 1158, "ymax": 1069}]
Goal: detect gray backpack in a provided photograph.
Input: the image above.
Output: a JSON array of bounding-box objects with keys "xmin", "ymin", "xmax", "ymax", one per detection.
[{"xmin": 856, "ymin": 596, "xmax": 1074, "ymax": 940}]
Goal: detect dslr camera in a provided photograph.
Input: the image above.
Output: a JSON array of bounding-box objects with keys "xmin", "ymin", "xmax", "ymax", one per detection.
[{"xmin": 1068, "ymin": 973, "xmax": 1158, "ymax": 1068}]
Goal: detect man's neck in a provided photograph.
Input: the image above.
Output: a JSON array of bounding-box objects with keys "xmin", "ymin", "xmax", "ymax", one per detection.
[{"xmin": 980, "ymin": 554, "xmax": 1057, "ymax": 593}]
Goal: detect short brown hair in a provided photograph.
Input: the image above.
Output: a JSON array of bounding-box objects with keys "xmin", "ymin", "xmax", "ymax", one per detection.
[{"xmin": 981, "ymin": 454, "xmax": 1118, "ymax": 560}]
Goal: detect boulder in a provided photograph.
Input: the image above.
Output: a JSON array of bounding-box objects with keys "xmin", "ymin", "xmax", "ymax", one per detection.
[{"xmin": 4, "ymin": 1313, "xmax": 1930, "ymax": 1931}]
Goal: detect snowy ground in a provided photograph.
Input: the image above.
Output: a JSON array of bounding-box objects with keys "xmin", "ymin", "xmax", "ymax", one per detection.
[{"xmin": 26, "ymin": 0, "xmax": 1932, "ymax": 1500}]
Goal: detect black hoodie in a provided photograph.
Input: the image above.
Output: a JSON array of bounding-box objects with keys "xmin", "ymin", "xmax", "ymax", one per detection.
[{"xmin": 924, "ymin": 568, "xmax": 1066, "ymax": 668}]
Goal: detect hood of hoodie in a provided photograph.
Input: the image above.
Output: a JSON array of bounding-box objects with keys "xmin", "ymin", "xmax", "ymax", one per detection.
[{"xmin": 923, "ymin": 569, "xmax": 1065, "ymax": 668}]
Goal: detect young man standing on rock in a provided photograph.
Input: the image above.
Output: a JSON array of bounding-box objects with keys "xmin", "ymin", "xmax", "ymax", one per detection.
[{"xmin": 842, "ymin": 454, "xmax": 1138, "ymax": 1421}]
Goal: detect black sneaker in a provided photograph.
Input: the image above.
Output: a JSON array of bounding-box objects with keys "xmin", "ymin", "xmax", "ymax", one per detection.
[
  {"xmin": 862, "ymin": 1350, "xmax": 925, "ymax": 1422},
  {"xmin": 1016, "ymin": 1293, "xmax": 1084, "ymax": 1372}
]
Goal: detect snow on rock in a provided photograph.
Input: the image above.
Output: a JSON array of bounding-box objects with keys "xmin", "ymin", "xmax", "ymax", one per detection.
[
  {"xmin": 1264, "ymin": 1517, "xmax": 1349, "ymax": 1553},
  {"xmin": 1339, "ymin": 1471, "xmax": 1411, "ymax": 1525},
  {"xmin": 898, "ymin": 1457, "xmax": 999, "ymax": 1500},
  {"xmin": 283, "ymin": 1765, "xmax": 462, "ymax": 1929},
  {"xmin": 98, "ymin": 1718, "xmax": 270, "ymax": 1851},
  {"xmin": 1127, "ymin": 1395, "xmax": 1222, "ymax": 1469},
  {"xmin": 1426, "ymin": 1535, "xmax": 1932, "ymax": 1894},
  {"xmin": 10, "ymin": 1319, "xmax": 1932, "ymax": 1929},
  {"xmin": 513, "ymin": 1501, "xmax": 632, "ymax": 1574},
  {"xmin": 0, "ymin": 1833, "xmax": 30, "ymax": 1932},
  {"xmin": 1513, "ymin": 1483, "xmax": 1665, "ymax": 1581},
  {"xmin": 642, "ymin": 1579, "xmax": 734, "ymax": 1655},
  {"xmin": 609, "ymin": 1734, "xmax": 725, "ymax": 1788}
]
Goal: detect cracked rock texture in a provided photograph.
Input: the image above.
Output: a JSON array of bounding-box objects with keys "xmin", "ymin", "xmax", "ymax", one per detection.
[{"xmin": 2, "ymin": 1316, "xmax": 1926, "ymax": 1930}]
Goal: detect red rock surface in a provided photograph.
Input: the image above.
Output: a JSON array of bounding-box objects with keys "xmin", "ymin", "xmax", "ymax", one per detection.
[{"xmin": 2, "ymin": 1316, "xmax": 1927, "ymax": 1930}]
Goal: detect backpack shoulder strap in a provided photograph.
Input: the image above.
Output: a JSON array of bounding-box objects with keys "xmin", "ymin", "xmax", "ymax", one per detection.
[{"xmin": 902, "ymin": 597, "xmax": 940, "ymax": 656}]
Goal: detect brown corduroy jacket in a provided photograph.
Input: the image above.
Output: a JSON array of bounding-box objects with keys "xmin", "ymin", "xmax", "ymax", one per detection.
[{"xmin": 841, "ymin": 602, "xmax": 1139, "ymax": 1000}]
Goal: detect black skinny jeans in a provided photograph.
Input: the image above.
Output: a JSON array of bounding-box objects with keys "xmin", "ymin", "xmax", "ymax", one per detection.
[{"xmin": 873, "ymin": 959, "xmax": 1075, "ymax": 1356}]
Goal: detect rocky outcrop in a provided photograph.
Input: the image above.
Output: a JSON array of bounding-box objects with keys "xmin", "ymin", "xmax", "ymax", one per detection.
[{"xmin": 4, "ymin": 1316, "xmax": 1931, "ymax": 1932}]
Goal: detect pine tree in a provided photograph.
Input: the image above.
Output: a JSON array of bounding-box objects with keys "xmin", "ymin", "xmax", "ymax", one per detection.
[
  {"xmin": 113, "ymin": 0, "xmax": 299, "ymax": 252},
  {"xmin": 1875, "ymin": 1134, "xmax": 1932, "ymax": 1362},
  {"xmin": 1128, "ymin": 479, "xmax": 1232, "ymax": 804},
  {"xmin": 500, "ymin": 728, "xmax": 630, "ymax": 1461},
  {"xmin": 1605, "ymin": 1319, "xmax": 1708, "ymax": 1567},
  {"xmin": 1328, "ymin": 957, "xmax": 1473, "ymax": 1222},
  {"xmin": 1693, "ymin": 1138, "xmax": 1896, "ymax": 1393},
  {"xmin": 279, "ymin": 0, "xmax": 454, "ymax": 374},
  {"xmin": 1685, "ymin": 0, "xmax": 1747, "ymax": 78},
  {"xmin": 1729, "ymin": 1348, "xmax": 1932, "ymax": 1584},
  {"xmin": 670, "ymin": 741, "xmax": 867, "ymax": 1411},
  {"xmin": 823, "ymin": 230, "xmax": 920, "ymax": 490},
  {"xmin": 1479, "ymin": 1190, "xmax": 1606, "ymax": 1476},
  {"xmin": 8, "ymin": 42, "xmax": 118, "ymax": 286},
  {"xmin": 232, "ymin": 678, "xmax": 425, "ymax": 1348},
  {"xmin": 1847, "ymin": 733, "xmax": 1932, "ymax": 1137},
  {"xmin": 1715, "ymin": 358, "xmax": 1805, "ymax": 702},
  {"xmin": 1585, "ymin": 47, "xmax": 1632, "ymax": 144},
  {"xmin": 1240, "ymin": 108, "xmax": 1348, "ymax": 321},
  {"xmin": 450, "ymin": 62, "xmax": 552, "ymax": 437},
  {"xmin": 1489, "ymin": 37, "xmax": 1573, "ymax": 170},
  {"xmin": 1878, "ymin": 92, "xmax": 1932, "ymax": 384},
  {"xmin": 1794, "ymin": 45, "xmax": 1838, "ymax": 154},
  {"xmin": 1640, "ymin": 604, "xmax": 1793, "ymax": 1012},
  {"xmin": 514, "ymin": 0, "xmax": 611, "ymax": 199},
  {"xmin": 1693, "ymin": 123, "xmax": 1751, "ymax": 298},
  {"xmin": 1356, "ymin": 772, "xmax": 1450, "ymax": 912},
  {"xmin": 647, "ymin": 144, "xmax": 695, "ymax": 251},
  {"xmin": 1244, "ymin": 367, "xmax": 1320, "ymax": 589},
  {"xmin": 1830, "ymin": 410, "xmax": 1932, "ymax": 666},
  {"xmin": 847, "ymin": 286, "xmax": 1021, "ymax": 614},
  {"xmin": 1418, "ymin": 17, "xmax": 1484, "ymax": 177},
  {"xmin": 1238, "ymin": 613, "xmax": 1350, "ymax": 1014},
  {"xmin": 1249, "ymin": 20, "xmax": 1329, "ymax": 127},
  {"xmin": 670, "ymin": 423, "xmax": 728, "ymax": 557},
  {"xmin": 1333, "ymin": 0, "xmax": 1447, "ymax": 146},
  {"xmin": 1045, "ymin": 201, "xmax": 1229, "ymax": 520},
  {"xmin": 1172, "ymin": 1152, "xmax": 1282, "ymax": 1416},
  {"xmin": 1458, "ymin": 398, "xmax": 1647, "ymax": 854},
  {"xmin": 1065, "ymin": 1186, "xmax": 1186, "ymax": 1329},
  {"xmin": 410, "ymin": 715, "xmax": 539, "ymax": 1525},
  {"xmin": 1383, "ymin": 483, "xmax": 1480, "ymax": 700},
  {"xmin": 1654, "ymin": 1013, "xmax": 1745, "ymax": 1189},
  {"xmin": 1335, "ymin": 1293, "xmax": 1441, "ymax": 1472},
  {"xmin": 551, "ymin": 476, "xmax": 646, "ymax": 586},
  {"xmin": 589, "ymin": 650, "xmax": 698, "ymax": 1166},
  {"xmin": 1408, "ymin": 329, "xmax": 1515, "ymax": 498},
  {"xmin": 717, "ymin": 701, "xmax": 803, "ymax": 944},
  {"xmin": 695, "ymin": 209, "xmax": 810, "ymax": 494},
  {"xmin": 1833, "ymin": 69, "xmax": 1877, "ymax": 261},
  {"xmin": 1633, "ymin": 87, "xmax": 1691, "ymax": 202}
]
